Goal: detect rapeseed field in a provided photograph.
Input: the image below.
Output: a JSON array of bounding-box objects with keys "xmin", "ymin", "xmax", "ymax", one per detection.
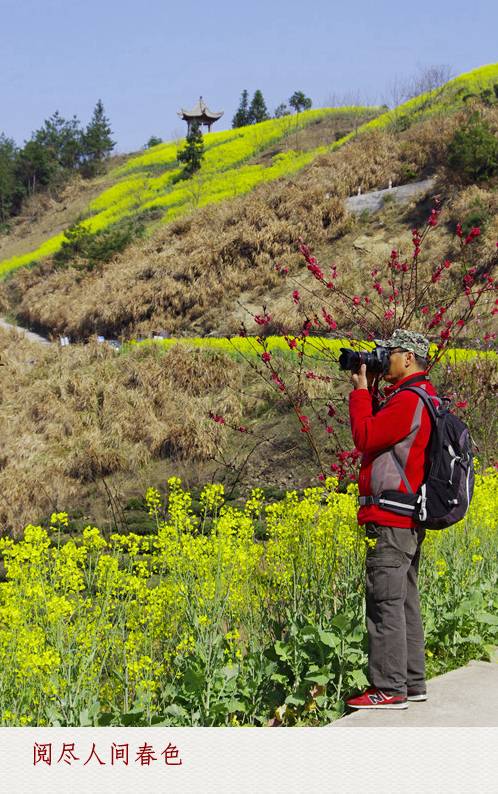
[{"xmin": 0, "ymin": 468, "xmax": 496, "ymax": 727}]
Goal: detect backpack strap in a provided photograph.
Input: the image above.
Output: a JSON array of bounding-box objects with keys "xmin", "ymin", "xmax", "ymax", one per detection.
[
  {"xmin": 380, "ymin": 375, "xmax": 428, "ymax": 408},
  {"xmin": 359, "ymin": 491, "xmax": 419, "ymax": 516},
  {"xmin": 378, "ymin": 383, "xmax": 438, "ymax": 493},
  {"xmin": 398, "ymin": 385, "xmax": 440, "ymax": 424},
  {"xmin": 387, "ymin": 447, "xmax": 414, "ymax": 493},
  {"xmin": 360, "ymin": 384, "xmax": 440, "ymax": 519}
]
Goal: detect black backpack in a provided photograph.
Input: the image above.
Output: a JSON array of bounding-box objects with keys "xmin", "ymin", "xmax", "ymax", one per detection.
[{"xmin": 368, "ymin": 382, "xmax": 475, "ymax": 530}]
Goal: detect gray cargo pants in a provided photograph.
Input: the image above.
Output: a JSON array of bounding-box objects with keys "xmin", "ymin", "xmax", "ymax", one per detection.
[{"xmin": 365, "ymin": 523, "xmax": 426, "ymax": 696}]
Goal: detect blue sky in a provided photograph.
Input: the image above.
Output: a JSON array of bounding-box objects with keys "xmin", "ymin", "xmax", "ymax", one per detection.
[{"xmin": 1, "ymin": 0, "xmax": 497, "ymax": 152}]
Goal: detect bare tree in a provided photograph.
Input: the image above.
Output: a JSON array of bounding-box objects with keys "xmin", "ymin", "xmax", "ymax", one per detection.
[
  {"xmin": 324, "ymin": 88, "xmax": 372, "ymax": 108},
  {"xmin": 404, "ymin": 64, "xmax": 454, "ymax": 100},
  {"xmin": 185, "ymin": 172, "xmax": 205, "ymax": 209},
  {"xmin": 384, "ymin": 64, "xmax": 453, "ymax": 109},
  {"xmin": 383, "ymin": 75, "xmax": 408, "ymax": 110}
]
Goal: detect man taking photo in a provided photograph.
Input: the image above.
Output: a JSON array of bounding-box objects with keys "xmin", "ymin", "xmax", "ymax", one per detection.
[{"xmin": 346, "ymin": 329, "xmax": 437, "ymax": 710}]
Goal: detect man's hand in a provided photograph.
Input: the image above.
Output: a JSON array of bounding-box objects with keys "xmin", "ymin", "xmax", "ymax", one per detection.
[
  {"xmin": 352, "ymin": 364, "xmax": 379, "ymax": 392},
  {"xmin": 352, "ymin": 363, "xmax": 368, "ymax": 390}
]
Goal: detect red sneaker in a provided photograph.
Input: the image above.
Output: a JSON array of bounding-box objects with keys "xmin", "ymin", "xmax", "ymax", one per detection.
[
  {"xmin": 346, "ymin": 687, "xmax": 408, "ymax": 710},
  {"xmin": 407, "ymin": 688, "xmax": 427, "ymax": 701}
]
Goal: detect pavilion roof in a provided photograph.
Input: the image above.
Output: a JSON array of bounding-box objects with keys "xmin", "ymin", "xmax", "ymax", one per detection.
[{"xmin": 178, "ymin": 96, "xmax": 224, "ymax": 121}]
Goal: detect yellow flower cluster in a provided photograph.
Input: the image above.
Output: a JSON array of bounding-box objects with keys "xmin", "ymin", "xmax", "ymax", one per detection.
[
  {"xmin": 0, "ymin": 467, "xmax": 495, "ymax": 725},
  {"xmin": 128, "ymin": 335, "xmax": 496, "ymax": 365}
]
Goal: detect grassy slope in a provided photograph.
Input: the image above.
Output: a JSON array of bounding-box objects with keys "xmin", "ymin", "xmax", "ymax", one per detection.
[
  {"xmin": 0, "ymin": 108, "xmax": 379, "ymax": 276},
  {"xmin": 0, "ymin": 322, "xmax": 496, "ymax": 534},
  {"xmin": 2, "ymin": 63, "xmax": 497, "ymax": 279},
  {"xmin": 4, "ymin": 97, "xmax": 497, "ymax": 342},
  {"xmin": 0, "ymin": 65, "xmax": 497, "ymax": 530}
]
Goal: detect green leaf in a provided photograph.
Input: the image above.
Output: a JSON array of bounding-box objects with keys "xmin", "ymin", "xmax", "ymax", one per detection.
[
  {"xmin": 322, "ymin": 703, "xmax": 345, "ymax": 720},
  {"xmin": 79, "ymin": 708, "xmax": 93, "ymax": 727},
  {"xmin": 164, "ymin": 704, "xmax": 188, "ymax": 718},
  {"xmin": 318, "ymin": 629, "xmax": 340, "ymax": 649},
  {"xmin": 150, "ymin": 716, "xmax": 172, "ymax": 726},
  {"xmin": 96, "ymin": 712, "xmax": 114, "ymax": 727},
  {"xmin": 330, "ymin": 613, "xmax": 350, "ymax": 632},
  {"xmin": 270, "ymin": 673, "xmax": 288, "ymax": 684},
  {"xmin": 221, "ymin": 665, "xmax": 239, "ymax": 681},
  {"xmin": 348, "ymin": 668, "xmax": 369, "ymax": 688},
  {"xmin": 226, "ymin": 699, "xmax": 247, "ymax": 713},
  {"xmin": 274, "ymin": 640, "xmax": 291, "ymax": 660},
  {"xmin": 300, "ymin": 625, "xmax": 319, "ymax": 642},
  {"xmin": 285, "ymin": 693, "xmax": 306, "ymax": 706},
  {"xmin": 346, "ymin": 624, "xmax": 365, "ymax": 644},
  {"xmin": 184, "ymin": 667, "xmax": 205, "ymax": 691},
  {"xmin": 305, "ymin": 673, "xmax": 329, "ymax": 686},
  {"xmin": 45, "ymin": 706, "xmax": 62, "ymax": 727},
  {"xmin": 121, "ymin": 710, "xmax": 145, "ymax": 726},
  {"xmin": 160, "ymin": 683, "xmax": 177, "ymax": 699},
  {"xmin": 476, "ymin": 612, "xmax": 498, "ymax": 626}
]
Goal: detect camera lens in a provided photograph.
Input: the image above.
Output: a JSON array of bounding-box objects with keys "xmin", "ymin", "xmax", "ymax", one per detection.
[{"xmin": 339, "ymin": 347, "xmax": 390, "ymax": 374}]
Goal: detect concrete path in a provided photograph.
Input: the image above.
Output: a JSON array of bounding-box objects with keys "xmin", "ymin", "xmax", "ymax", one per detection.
[
  {"xmin": 345, "ymin": 177, "xmax": 436, "ymax": 215},
  {"xmin": 330, "ymin": 658, "xmax": 498, "ymax": 727},
  {"xmin": 0, "ymin": 317, "xmax": 50, "ymax": 345}
]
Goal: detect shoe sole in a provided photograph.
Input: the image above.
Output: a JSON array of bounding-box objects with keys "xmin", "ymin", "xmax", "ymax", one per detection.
[
  {"xmin": 407, "ymin": 694, "xmax": 427, "ymax": 701},
  {"xmin": 348, "ymin": 702, "xmax": 408, "ymax": 710}
]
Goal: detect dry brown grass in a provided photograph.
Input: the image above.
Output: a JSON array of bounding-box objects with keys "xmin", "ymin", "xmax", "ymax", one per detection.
[
  {"xmin": 3, "ymin": 105, "xmax": 497, "ymax": 343},
  {"xmin": 0, "ymin": 322, "xmax": 495, "ymax": 536},
  {"xmin": 0, "ymin": 113, "xmax": 463, "ymax": 341},
  {"xmin": 0, "ymin": 328, "xmax": 243, "ymax": 533},
  {"xmin": 1, "ymin": 106, "xmax": 497, "ymax": 535}
]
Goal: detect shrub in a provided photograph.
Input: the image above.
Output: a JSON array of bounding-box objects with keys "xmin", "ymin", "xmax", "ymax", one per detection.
[
  {"xmin": 390, "ymin": 113, "xmax": 412, "ymax": 133},
  {"xmin": 54, "ymin": 218, "xmax": 145, "ymax": 270},
  {"xmin": 460, "ymin": 208, "xmax": 490, "ymax": 237},
  {"xmin": 447, "ymin": 112, "xmax": 498, "ymax": 182}
]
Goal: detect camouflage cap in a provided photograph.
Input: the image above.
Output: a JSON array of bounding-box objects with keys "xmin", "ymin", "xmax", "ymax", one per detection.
[{"xmin": 374, "ymin": 328, "xmax": 430, "ymax": 358}]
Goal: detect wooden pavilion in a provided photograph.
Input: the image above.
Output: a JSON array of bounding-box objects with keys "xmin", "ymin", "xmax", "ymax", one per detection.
[{"xmin": 177, "ymin": 97, "xmax": 224, "ymax": 133}]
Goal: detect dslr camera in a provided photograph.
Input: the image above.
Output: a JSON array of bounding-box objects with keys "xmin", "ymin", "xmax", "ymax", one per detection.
[{"xmin": 339, "ymin": 346, "xmax": 390, "ymax": 375}]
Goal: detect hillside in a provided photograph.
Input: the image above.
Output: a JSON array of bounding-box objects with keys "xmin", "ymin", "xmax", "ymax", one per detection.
[
  {"xmin": 0, "ymin": 319, "xmax": 496, "ymax": 534},
  {"xmin": 0, "ymin": 107, "xmax": 380, "ymax": 276},
  {"xmin": 1, "ymin": 63, "xmax": 498, "ymax": 281},
  {"xmin": 1, "ymin": 63, "xmax": 498, "ymax": 341},
  {"xmin": 0, "ymin": 64, "xmax": 497, "ymax": 533}
]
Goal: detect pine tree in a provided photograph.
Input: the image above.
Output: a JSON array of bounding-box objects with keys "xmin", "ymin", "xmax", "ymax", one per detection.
[
  {"xmin": 289, "ymin": 91, "xmax": 312, "ymax": 113},
  {"xmin": 83, "ymin": 100, "xmax": 115, "ymax": 175},
  {"xmin": 0, "ymin": 134, "xmax": 17, "ymax": 223},
  {"xmin": 232, "ymin": 90, "xmax": 250, "ymax": 128},
  {"xmin": 248, "ymin": 90, "xmax": 270, "ymax": 124},
  {"xmin": 145, "ymin": 136, "xmax": 163, "ymax": 149},
  {"xmin": 274, "ymin": 103, "xmax": 290, "ymax": 118},
  {"xmin": 15, "ymin": 138, "xmax": 57, "ymax": 196},
  {"xmin": 177, "ymin": 121, "xmax": 205, "ymax": 179},
  {"xmin": 35, "ymin": 111, "xmax": 84, "ymax": 172}
]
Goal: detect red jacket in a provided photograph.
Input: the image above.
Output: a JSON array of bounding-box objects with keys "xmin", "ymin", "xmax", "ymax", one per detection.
[{"xmin": 349, "ymin": 371, "xmax": 438, "ymax": 527}]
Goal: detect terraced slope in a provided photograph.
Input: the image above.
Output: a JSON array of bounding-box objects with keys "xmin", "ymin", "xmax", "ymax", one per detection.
[
  {"xmin": 2, "ymin": 62, "xmax": 497, "ymax": 279},
  {"xmin": 0, "ymin": 107, "xmax": 378, "ymax": 276}
]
